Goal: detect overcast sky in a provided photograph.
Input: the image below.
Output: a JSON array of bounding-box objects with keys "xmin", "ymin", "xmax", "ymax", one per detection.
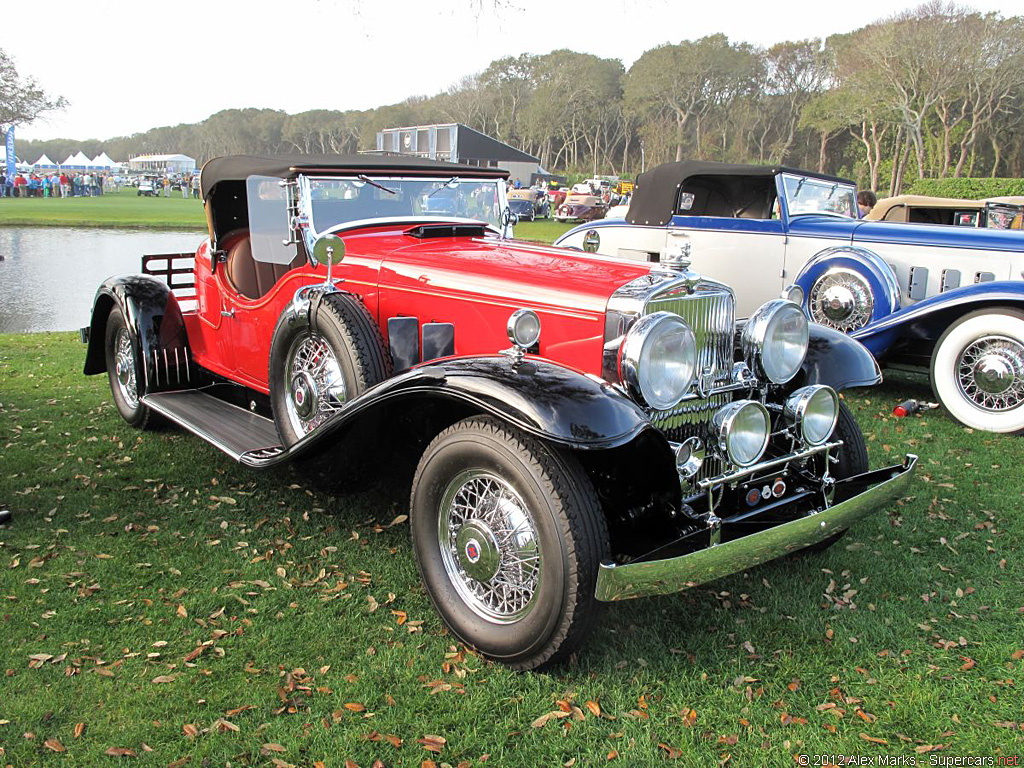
[{"xmin": 5, "ymin": 0, "xmax": 1019, "ymax": 144}]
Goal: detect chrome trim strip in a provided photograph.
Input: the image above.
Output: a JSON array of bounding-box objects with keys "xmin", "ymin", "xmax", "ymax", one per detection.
[
  {"xmin": 696, "ymin": 439, "xmax": 841, "ymax": 490},
  {"xmin": 595, "ymin": 454, "xmax": 917, "ymax": 601},
  {"xmin": 851, "ymin": 290, "xmax": 1024, "ymax": 339}
]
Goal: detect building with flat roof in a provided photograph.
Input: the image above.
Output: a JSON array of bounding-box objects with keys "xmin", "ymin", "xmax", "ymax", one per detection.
[
  {"xmin": 375, "ymin": 123, "xmax": 540, "ymax": 187},
  {"xmin": 128, "ymin": 154, "xmax": 196, "ymax": 174}
]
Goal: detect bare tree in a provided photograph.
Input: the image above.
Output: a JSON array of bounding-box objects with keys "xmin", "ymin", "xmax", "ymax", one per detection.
[{"xmin": 0, "ymin": 48, "xmax": 67, "ymax": 130}]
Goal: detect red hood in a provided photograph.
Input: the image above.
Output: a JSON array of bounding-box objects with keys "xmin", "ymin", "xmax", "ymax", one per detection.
[{"xmin": 346, "ymin": 226, "xmax": 651, "ymax": 314}]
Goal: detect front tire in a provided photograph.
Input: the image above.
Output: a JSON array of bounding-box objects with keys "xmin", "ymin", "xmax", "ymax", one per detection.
[
  {"xmin": 410, "ymin": 416, "xmax": 608, "ymax": 670},
  {"xmin": 104, "ymin": 307, "xmax": 156, "ymax": 429},
  {"xmin": 930, "ymin": 309, "xmax": 1024, "ymax": 433},
  {"xmin": 268, "ymin": 293, "xmax": 392, "ymax": 446}
]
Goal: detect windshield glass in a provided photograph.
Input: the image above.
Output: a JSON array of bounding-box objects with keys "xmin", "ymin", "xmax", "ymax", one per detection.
[
  {"xmin": 781, "ymin": 173, "xmax": 857, "ymax": 218},
  {"xmin": 304, "ymin": 176, "xmax": 504, "ymax": 234}
]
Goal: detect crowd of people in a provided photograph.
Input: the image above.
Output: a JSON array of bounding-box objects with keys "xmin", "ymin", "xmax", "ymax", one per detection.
[
  {"xmin": 0, "ymin": 170, "xmax": 119, "ymax": 198},
  {"xmin": 0, "ymin": 171, "xmax": 201, "ymax": 199}
]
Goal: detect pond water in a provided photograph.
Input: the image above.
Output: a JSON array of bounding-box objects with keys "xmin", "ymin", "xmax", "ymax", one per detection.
[{"xmin": 0, "ymin": 227, "xmax": 205, "ymax": 333}]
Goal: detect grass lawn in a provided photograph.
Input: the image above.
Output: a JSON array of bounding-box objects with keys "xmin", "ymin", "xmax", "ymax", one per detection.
[
  {"xmin": 0, "ymin": 191, "xmax": 206, "ymax": 231},
  {"xmin": 0, "ymin": 193, "xmax": 574, "ymax": 243},
  {"xmin": 0, "ymin": 333, "xmax": 1021, "ymax": 766}
]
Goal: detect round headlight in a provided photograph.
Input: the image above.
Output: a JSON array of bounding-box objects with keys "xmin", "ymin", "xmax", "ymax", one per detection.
[
  {"xmin": 713, "ymin": 400, "xmax": 770, "ymax": 467},
  {"xmin": 619, "ymin": 312, "xmax": 697, "ymax": 410},
  {"xmin": 742, "ymin": 299, "xmax": 809, "ymax": 384},
  {"xmin": 784, "ymin": 385, "xmax": 839, "ymax": 445},
  {"xmin": 507, "ymin": 309, "xmax": 541, "ymax": 348}
]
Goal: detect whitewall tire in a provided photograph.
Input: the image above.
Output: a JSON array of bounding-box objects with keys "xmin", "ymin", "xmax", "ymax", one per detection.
[{"xmin": 930, "ymin": 309, "xmax": 1024, "ymax": 433}]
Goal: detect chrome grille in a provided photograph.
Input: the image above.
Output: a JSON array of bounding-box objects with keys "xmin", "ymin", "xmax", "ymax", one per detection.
[{"xmin": 645, "ymin": 284, "xmax": 735, "ymax": 472}]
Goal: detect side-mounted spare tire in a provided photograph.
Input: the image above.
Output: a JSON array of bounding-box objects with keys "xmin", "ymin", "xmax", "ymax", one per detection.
[{"xmin": 268, "ymin": 292, "xmax": 392, "ymax": 447}]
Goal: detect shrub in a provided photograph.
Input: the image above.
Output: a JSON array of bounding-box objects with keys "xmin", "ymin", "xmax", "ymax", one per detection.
[{"xmin": 904, "ymin": 177, "xmax": 1024, "ymax": 199}]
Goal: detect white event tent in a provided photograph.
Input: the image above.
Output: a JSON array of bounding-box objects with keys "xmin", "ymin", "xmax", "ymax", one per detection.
[
  {"xmin": 33, "ymin": 154, "xmax": 58, "ymax": 170},
  {"xmin": 60, "ymin": 153, "xmax": 86, "ymax": 171},
  {"xmin": 92, "ymin": 152, "xmax": 120, "ymax": 170}
]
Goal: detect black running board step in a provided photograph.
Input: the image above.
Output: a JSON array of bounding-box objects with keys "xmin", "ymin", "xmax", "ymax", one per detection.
[{"xmin": 144, "ymin": 391, "xmax": 284, "ymax": 464}]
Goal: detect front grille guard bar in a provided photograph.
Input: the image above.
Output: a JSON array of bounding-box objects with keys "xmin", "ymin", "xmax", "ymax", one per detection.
[{"xmin": 595, "ymin": 454, "xmax": 917, "ymax": 601}]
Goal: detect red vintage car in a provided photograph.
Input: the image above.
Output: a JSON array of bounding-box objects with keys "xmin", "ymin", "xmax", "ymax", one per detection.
[{"xmin": 82, "ymin": 154, "xmax": 915, "ymax": 670}]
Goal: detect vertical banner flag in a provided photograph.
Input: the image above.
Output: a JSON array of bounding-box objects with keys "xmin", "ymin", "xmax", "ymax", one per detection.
[{"xmin": 4, "ymin": 127, "xmax": 14, "ymax": 178}]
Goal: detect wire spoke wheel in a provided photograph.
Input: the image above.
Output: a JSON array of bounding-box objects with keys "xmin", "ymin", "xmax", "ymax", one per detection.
[
  {"xmin": 284, "ymin": 333, "xmax": 347, "ymax": 435},
  {"xmin": 113, "ymin": 328, "xmax": 139, "ymax": 409},
  {"xmin": 956, "ymin": 335, "xmax": 1024, "ymax": 412},
  {"xmin": 808, "ymin": 268, "xmax": 874, "ymax": 333},
  {"xmin": 438, "ymin": 470, "xmax": 541, "ymax": 624}
]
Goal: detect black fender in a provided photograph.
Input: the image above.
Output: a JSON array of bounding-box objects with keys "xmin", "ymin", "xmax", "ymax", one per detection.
[
  {"xmin": 246, "ymin": 355, "xmax": 658, "ymax": 475},
  {"xmin": 291, "ymin": 355, "xmax": 651, "ymax": 454},
  {"xmin": 783, "ymin": 323, "xmax": 882, "ymax": 394},
  {"xmin": 82, "ymin": 275, "xmax": 194, "ymax": 391}
]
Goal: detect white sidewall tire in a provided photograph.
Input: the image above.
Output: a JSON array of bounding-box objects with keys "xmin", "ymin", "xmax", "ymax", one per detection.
[{"xmin": 931, "ymin": 309, "xmax": 1024, "ymax": 433}]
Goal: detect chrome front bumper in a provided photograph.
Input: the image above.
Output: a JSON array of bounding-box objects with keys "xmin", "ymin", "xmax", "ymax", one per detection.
[{"xmin": 595, "ymin": 454, "xmax": 917, "ymax": 601}]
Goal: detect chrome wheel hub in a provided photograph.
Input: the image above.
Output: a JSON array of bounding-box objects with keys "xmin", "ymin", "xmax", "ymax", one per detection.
[
  {"xmin": 439, "ymin": 470, "xmax": 540, "ymax": 623},
  {"xmin": 957, "ymin": 336, "xmax": 1024, "ymax": 411},
  {"xmin": 809, "ymin": 269, "xmax": 874, "ymax": 333},
  {"xmin": 455, "ymin": 521, "xmax": 501, "ymax": 582},
  {"xmin": 284, "ymin": 334, "xmax": 346, "ymax": 434},
  {"xmin": 821, "ymin": 285, "xmax": 855, "ymax": 323},
  {"xmin": 114, "ymin": 329, "xmax": 139, "ymax": 408},
  {"xmin": 290, "ymin": 372, "xmax": 317, "ymax": 419}
]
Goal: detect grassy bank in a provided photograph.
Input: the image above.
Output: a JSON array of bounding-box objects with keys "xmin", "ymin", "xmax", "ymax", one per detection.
[
  {"xmin": 0, "ymin": 193, "xmax": 574, "ymax": 243},
  {"xmin": 0, "ymin": 191, "xmax": 207, "ymax": 231},
  {"xmin": 0, "ymin": 333, "xmax": 1021, "ymax": 766}
]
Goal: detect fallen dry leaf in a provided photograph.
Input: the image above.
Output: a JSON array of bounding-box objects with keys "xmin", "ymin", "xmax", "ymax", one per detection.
[
  {"xmin": 344, "ymin": 702, "xmax": 366, "ymax": 712},
  {"xmin": 105, "ymin": 746, "xmax": 138, "ymax": 757},
  {"xmin": 44, "ymin": 738, "xmax": 66, "ymax": 752},
  {"xmin": 859, "ymin": 733, "xmax": 888, "ymax": 745},
  {"xmin": 176, "ymin": 604, "xmax": 188, "ymax": 619},
  {"xmin": 585, "ymin": 700, "xmax": 601, "ymax": 717},
  {"xmin": 73, "ymin": 723, "xmax": 85, "ymax": 739},
  {"xmin": 417, "ymin": 734, "xmax": 447, "ymax": 753},
  {"xmin": 658, "ymin": 742, "xmax": 683, "ymax": 758},
  {"xmin": 261, "ymin": 744, "xmax": 287, "ymax": 755},
  {"xmin": 532, "ymin": 710, "xmax": 572, "ymax": 728},
  {"xmin": 152, "ymin": 674, "xmax": 177, "ymax": 684}
]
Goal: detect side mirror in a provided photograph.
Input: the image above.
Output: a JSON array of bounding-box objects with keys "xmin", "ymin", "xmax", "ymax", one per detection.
[{"xmin": 313, "ymin": 234, "xmax": 346, "ymax": 266}]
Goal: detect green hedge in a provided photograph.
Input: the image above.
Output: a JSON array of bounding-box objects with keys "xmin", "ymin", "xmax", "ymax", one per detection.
[{"xmin": 904, "ymin": 177, "xmax": 1024, "ymax": 198}]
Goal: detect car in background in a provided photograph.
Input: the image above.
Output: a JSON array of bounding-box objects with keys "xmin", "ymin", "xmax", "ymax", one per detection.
[
  {"xmin": 554, "ymin": 190, "xmax": 607, "ymax": 223},
  {"xmin": 508, "ymin": 187, "xmax": 549, "ymax": 219},
  {"xmin": 867, "ymin": 195, "xmax": 1023, "ymax": 229},
  {"xmin": 507, "ymin": 194, "xmax": 536, "ymax": 222},
  {"xmin": 556, "ymin": 160, "xmax": 1024, "ymax": 432},
  {"xmin": 80, "ymin": 153, "xmax": 913, "ymax": 669}
]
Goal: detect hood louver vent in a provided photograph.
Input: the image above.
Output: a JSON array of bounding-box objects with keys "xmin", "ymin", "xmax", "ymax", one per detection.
[{"xmin": 407, "ymin": 224, "xmax": 488, "ymax": 239}]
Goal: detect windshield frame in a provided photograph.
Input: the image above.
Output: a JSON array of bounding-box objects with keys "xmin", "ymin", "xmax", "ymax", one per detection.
[
  {"xmin": 778, "ymin": 172, "xmax": 858, "ymax": 220},
  {"xmin": 296, "ymin": 173, "xmax": 508, "ymax": 242}
]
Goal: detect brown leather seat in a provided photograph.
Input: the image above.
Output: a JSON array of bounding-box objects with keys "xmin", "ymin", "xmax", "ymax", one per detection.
[{"xmin": 223, "ymin": 231, "xmax": 305, "ymax": 300}]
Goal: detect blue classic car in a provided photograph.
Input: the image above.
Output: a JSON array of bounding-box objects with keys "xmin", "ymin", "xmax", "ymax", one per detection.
[{"xmin": 556, "ymin": 161, "xmax": 1024, "ymax": 433}]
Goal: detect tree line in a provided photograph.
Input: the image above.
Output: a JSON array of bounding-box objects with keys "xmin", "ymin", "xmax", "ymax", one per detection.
[{"xmin": 14, "ymin": 2, "xmax": 1024, "ymax": 193}]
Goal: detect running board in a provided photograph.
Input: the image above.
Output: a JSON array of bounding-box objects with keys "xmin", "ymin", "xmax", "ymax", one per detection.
[{"xmin": 143, "ymin": 391, "xmax": 285, "ymax": 466}]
